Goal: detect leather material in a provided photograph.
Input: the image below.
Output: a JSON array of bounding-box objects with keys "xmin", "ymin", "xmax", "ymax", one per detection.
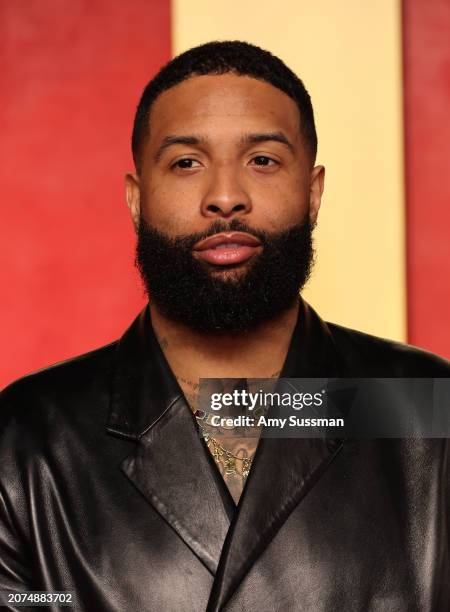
[{"xmin": 1, "ymin": 299, "xmax": 449, "ymax": 611}]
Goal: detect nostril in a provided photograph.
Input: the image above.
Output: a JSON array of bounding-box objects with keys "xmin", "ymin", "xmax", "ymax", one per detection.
[
  {"xmin": 207, "ymin": 205, "xmax": 221, "ymax": 213},
  {"xmin": 233, "ymin": 204, "xmax": 246, "ymax": 212}
]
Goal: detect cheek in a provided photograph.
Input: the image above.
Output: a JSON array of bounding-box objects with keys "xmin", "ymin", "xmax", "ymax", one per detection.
[
  {"xmin": 284, "ymin": 178, "xmax": 311, "ymax": 222},
  {"xmin": 140, "ymin": 182, "xmax": 199, "ymax": 232},
  {"xmin": 254, "ymin": 180, "xmax": 309, "ymax": 227}
]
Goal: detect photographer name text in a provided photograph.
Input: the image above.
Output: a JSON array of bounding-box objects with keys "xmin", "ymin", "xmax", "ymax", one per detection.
[{"xmin": 210, "ymin": 415, "xmax": 344, "ymax": 428}]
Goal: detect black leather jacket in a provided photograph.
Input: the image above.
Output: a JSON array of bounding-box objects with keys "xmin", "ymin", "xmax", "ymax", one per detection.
[{"xmin": 1, "ymin": 299, "xmax": 449, "ymax": 611}]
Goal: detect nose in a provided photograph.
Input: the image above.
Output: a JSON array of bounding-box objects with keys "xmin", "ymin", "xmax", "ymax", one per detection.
[{"xmin": 200, "ymin": 163, "xmax": 252, "ymax": 219}]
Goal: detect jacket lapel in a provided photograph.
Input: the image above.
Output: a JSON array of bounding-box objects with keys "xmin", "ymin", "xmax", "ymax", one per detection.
[
  {"xmin": 207, "ymin": 299, "xmax": 345, "ymax": 611},
  {"xmin": 106, "ymin": 307, "xmax": 234, "ymax": 575},
  {"xmin": 106, "ymin": 299, "xmax": 346, "ymax": 608}
]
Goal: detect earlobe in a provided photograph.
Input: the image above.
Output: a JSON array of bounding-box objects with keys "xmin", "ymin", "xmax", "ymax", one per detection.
[
  {"xmin": 125, "ymin": 173, "xmax": 141, "ymax": 232},
  {"xmin": 309, "ymin": 165, "xmax": 325, "ymax": 225}
]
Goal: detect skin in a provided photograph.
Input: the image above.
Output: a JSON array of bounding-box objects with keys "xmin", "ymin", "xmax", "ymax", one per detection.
[{"xmin": 125, "ymin": 73, "xmax": 325, "ymax": 503}]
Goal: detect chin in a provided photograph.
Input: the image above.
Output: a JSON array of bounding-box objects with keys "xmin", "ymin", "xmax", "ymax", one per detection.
[{"xmin": 207, "ymin": 263, "xmax": 252, "ymax": 281}]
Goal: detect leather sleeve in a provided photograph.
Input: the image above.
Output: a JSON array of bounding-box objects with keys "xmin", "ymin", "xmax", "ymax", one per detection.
[
  {"xmin": 0, "ymin": 489, "xmax": 34, "ymax": 610},
  {"xmin": 0, "ymin": 385, "xmax": 34, "ymax": 611}
]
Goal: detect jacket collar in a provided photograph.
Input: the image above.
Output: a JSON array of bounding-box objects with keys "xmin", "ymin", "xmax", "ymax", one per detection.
[
  {"xmin": 106, "ymin": 298, "xmax": 344, "ymax": 608},
  {"xmin": 106, "ymin": 306, "xmax": 181, "ymax": 440},
  {"xmin": 279, "ymin": 295, "xmax": 339, "ymax": 378},
  {"xmin": 106, "ymin": 297, "xmax": 340, "ymax": 439}
]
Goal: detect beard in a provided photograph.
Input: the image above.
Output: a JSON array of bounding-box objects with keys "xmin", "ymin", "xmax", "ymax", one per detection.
[{"xmin": 135, "ymin": 214, "xmax": 315, "ymax": 334}]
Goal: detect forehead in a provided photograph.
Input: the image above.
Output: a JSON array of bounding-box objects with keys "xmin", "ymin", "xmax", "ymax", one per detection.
[{"xmin": 148, "ymin": 73, "xmax": 301, "ymax": 141}]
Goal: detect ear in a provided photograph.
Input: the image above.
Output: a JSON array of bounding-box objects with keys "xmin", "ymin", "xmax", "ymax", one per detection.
[
  {"xmin": 309, "ymin": 165, "xmax": 325, "ymax": 225},
  {"xmin": 125, "ymin": 172, "xmax": 141, "ymax": 232}
]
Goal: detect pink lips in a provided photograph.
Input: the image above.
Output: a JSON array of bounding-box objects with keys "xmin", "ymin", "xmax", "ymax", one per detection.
[{"xmin": 193, "ymin": 232, "xmax": 262, "ymax": 266}]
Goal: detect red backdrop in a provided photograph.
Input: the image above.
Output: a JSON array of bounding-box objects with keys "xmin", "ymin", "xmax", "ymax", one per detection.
[
  {"xmin": 403, "ymin": 0, "xmax": 450, "ymax": 357},
  {"xmin": 0, "ymin": 1, "xmax": 171, "ymax": 387}
]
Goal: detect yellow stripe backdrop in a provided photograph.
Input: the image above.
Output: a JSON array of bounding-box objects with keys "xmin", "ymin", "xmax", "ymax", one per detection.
[{"xmin": 173, "ymin": 0, "xmax": 406, "ymax": 341}]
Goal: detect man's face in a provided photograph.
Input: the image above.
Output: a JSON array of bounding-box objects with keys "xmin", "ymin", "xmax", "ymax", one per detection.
[{"xmin": 126, "ymin": 73, "xmax": 325, "ymax": 332}]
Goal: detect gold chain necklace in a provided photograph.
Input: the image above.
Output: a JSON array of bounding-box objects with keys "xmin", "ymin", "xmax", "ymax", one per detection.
[
  {"xmin": 176, "ymin": 372, "xmax": 281, "ymax": 479},
  {"xmin": 195, "ymin": 416, "xmax": 252, "ymax": 479}
]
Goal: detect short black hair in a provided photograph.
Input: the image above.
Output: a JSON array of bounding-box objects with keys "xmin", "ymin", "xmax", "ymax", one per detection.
[{"xmin": 131, "ymin": 40, "xmax": 317, "ymax": 171}]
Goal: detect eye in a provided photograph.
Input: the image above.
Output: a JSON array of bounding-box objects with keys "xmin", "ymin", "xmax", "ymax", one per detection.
[
  {"xmin": 172, "ymin": 158, "xmax": 201, "ymax": 170},
  {"xmin": 250, "ymin": 155, "xmax": 278, "ymax": 167}
]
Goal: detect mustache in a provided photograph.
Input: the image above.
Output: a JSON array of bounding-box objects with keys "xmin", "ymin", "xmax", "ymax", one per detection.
[{"xmin": 138, "ymin": 215, "xmax": 311, "ymax": 249}]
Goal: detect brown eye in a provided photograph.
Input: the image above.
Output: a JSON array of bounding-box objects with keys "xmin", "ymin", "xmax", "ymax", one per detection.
[
  {"xmin": 251, "ymin": 156, "xmax": 277, "ymax": 166},
  {"xmin": 173, "ymin": 158, "xmax": 201, "ymax": 169}
]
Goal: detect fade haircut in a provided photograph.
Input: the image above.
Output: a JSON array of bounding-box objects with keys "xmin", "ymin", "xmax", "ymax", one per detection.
[{"xmin": 131, "ymin": 40, "xmax": 317, "ymax": 171}]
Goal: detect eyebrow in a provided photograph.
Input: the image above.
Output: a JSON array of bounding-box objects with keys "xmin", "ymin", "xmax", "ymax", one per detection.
[
  {"xmin": 154, "ymin": 131, "xmax": 295, "ymax": 162},
  {"xmin": 240, "ymin": 132, "xmax": 295, "ymax": 153},
  {"xmin": 154, "ymin": 135, "xmax": 204, "ymax": 162}
]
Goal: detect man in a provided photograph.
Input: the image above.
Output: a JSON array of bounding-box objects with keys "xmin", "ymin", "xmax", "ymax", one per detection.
[{"xmin": 1, "ymin": 41, "xmax": 449, "ymax": 612}]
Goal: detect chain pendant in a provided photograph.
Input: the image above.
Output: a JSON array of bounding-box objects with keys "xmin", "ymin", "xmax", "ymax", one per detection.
[{"xmin": 224, "ymin": 455, "xmax": 237, "ymax": 475}]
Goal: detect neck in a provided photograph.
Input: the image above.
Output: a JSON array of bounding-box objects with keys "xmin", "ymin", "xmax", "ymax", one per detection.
[{"xmin": 149, "ymin": 300, "xmax": 300, "ymax": 382}]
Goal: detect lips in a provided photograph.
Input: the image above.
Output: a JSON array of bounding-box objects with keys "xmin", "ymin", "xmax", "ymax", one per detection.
[{"xmin": 193, "ymin": 232, "xmax": 262, "ymax": 266}]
